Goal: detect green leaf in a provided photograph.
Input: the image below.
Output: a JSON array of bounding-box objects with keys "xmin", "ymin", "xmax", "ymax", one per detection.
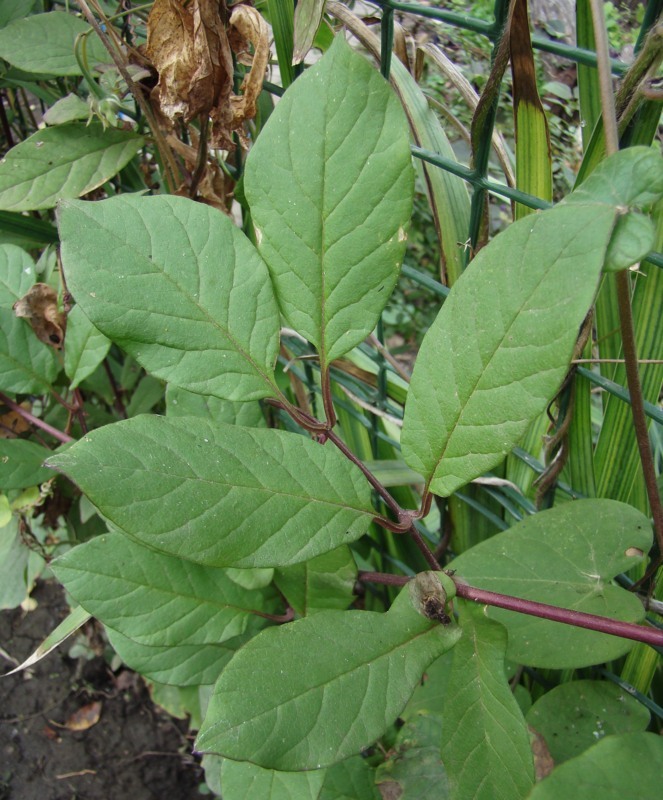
[
  {"xmin": 0, "ymin": 244, "xmax": 59, "ymax": 392},
  {"xmin": 106, "ymin": 627, "xmax": 251, "ymax": 687},
  {"xmin": 47, "ymin": 415, "xmax": 375, "ymax": 568},
  {"xmin": 220, "ymin": 758, "xmax": 326, "ymax": 800},
  {"xmin": 564, "ymin": 146, "xmax": 663, "ymax": 209},
  {"xmin": 449, "ymin": 500, "xmax": 651, "ymax": 668},
  {"xmin": 439, "ymin": 602, "xmax": 534, "ymax": 800},
  {"xmin": 42, "ymin": 93, "xmax": 91, "ymax": 126},
  {"xmin": 58, "ymin": 195, "xmax": 281, "ymax": 401},
  {"xmin": 376, "ymin": 714, "xmax": 449, "ymax": 800},
  {"xmin": 64, "ymin": 304, "xmax": 111, "ymax": 389},
  {"xmin": 245, "ymin": 35, "xmax": 414, "ymax": 366},
  {"xmin": 0, "ymin": 123, "xmax": 144, "ymax": 212},
  {"xmin": 0, "ymin": 12, "xmax": 108, "ymax": 76},
  {"xmin": 0, "ymin": 438, "xmax": 53, "ymax": 489},
  {"xmin": 0, "ymin": 518, "xmax": 30, "ymax": 609},
  {"xmin": 320, "ymin": 756, "xmax": 379, "ymax": 800},
  {"xmin": 402, "ymin": 202, "xmax": 615, "ymax": 496},
  {"xmin": 526, "ymin": 680, "xmax": 650, "ymax": 764},
  {"xmin": 51, "ymin": 532, "xmax": 276, "ymax": 647},
  {"xmin": 165, "ymin": 384, "xmax": 266, "ymax": 428},
  {"xmin": 196, "ymin": 573, "xmax": 461, "ymax": 770},
  {"xmin": 527, "ymin": 733, "xmax": 663, "ymax": 800},
  {"xmin": 603, "ymin": 211, "xmax": 655, "ymax": 272},
  {"xmin": 0, "ymin": 0, "xmax": 37, "ymax": 27},
  {"xmin": 274, "ymin": 545, "xmax": 357, "ymax": 616},
  {"xmin": 401, "ymin": 651, "xmax": 454, "ymax": 721}
]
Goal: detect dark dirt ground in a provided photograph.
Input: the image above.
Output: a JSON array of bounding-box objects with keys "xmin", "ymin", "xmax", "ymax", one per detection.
[{"xmin": 0, "ymin": 581, "xmax": 204, "ymax": 800}]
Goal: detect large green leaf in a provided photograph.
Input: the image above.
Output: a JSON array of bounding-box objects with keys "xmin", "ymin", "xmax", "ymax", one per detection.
[
  {"xmin": 440, "ymin": 602, "xmax": 534, "ymax": 800},
  {"xmin": 106, "ymin": 627, "xmax": 250, "ymax": 687},
  {"xmin": 0, "ymin": 12, "xmax": 108, "ymax": 76},
  {"xmin": 63, "ymin": 304, "xmax": 111, "ymax": 389},
  {"xmin": 0, "ymin": 438, "xmax": 53, "ymax": 490},
  {"xmin": 245, "ymin": 35, "xmax": 414, "ymax": 366},
  {"xmin": 0, "ymin": 123, "xmax": 143, "ymax": 211},
  {"xmin": 401, "ymin": 201, "xmax": 615, "ymax": 496},
  {"xmin": 526, "ymin": 680, "xmax": 650, "ymax": 764},
  {"xmin": 51, "ymin": 532, "xmax": 275, "ymax": 646},
  {"xmin": 196, "ymin": 573, "xmax": 461, "ymax": 770},
  {"xmin": 527, "ymin": 733, "xmax": 663, "ymax": 800},
  {"xmin": 0, "ymin": 244, "xmax": 59, "ymax": 393},
  {"xmin": 449, "ymin": 500, "xmax": 651, "ymax": 668},
  {"xmin": 58, "ymin": 195, "xmax": 281, "ymax": 401},
  {"xmin": 47, "ymin": 415, "xmax": 375, "ymax": 568}
]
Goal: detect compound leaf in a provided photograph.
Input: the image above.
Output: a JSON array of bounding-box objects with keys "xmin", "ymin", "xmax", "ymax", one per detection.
[
  {"xmin": 0, "ymin": 124, "xmax": 143, "ymax": 212},
  {"xmin": 58, "ymin": 195, "xmax": 281, "ymax": 401},
  {"xmin": 47, "ymin": 415, "xmax": 375, "ymax": 568},
  {"xmin": 196, "ymin": 574, "xmax": 461, "ymax": 770},
  {"xmin": 245, "ymin": 35, "xmax": 413, "ymax": 366},
  {"xmin": 449, "ymin": 500, "xmax": 651, "ymax": 667}
]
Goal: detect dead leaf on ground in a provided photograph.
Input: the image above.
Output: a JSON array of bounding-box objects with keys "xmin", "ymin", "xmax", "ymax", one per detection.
[
  {"xmin": 62, "ymin": 700, "xmax": 103, "ymax": 732},
  {"xmin": 13, "ymin": 284, "xmax": 65, "ymax": 349}
]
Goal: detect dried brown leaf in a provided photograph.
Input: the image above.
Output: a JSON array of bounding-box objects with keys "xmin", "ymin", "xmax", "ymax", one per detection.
[
  {"xmin": 63, "ymin": 701, "xmax": 103, "ymax": 732},
  {"xmin": 13, "ymin": 284, "xmax": 65, "ymax": 349},
  {"xmin": 224, "ymin": 5, "xmax": 269, "ymax": 138},
  {"xmin": 147, "ymin": 0, "xmax": 234, "ymax": 146}
]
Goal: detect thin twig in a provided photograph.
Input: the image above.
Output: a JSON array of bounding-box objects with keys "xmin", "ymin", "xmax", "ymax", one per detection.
[
  {"xmin": 0, "ymin": 393, "xmax": 73, "ymax": 444},
  {"xmin": 337, "ymin": 383, "xmax": 403, "ymax": 427},
  {"xmin": 367, "ymin": 333, "xmax": 411, "ymax": 382},
  {"xmin": 75, "ymin": 0, "xmax": 181, "ymax": 192},
  {"xmin": 589, "ymin": 0, "xmax": 663, "ymax": 562}
]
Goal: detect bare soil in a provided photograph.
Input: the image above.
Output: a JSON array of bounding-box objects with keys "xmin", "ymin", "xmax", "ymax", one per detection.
[{"xmin": 0, "ymin": 581, "xmax": 203, "ymax": 800}]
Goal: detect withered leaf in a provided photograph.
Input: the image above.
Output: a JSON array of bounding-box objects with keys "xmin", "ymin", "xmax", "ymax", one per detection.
[
  {"xmin": 63, "ymin": 700, "xmax": 103, "ymax": 732},
  {"xmin": 147, "ymin": 0, "xmax": 234, "ymax": 144},
  {"xmin": 225, "ymin": 5, "xmax": 270, "ymax": 137},
  {"xmin": 13, "ymin": 283, "xmax": 65, "ymax": 348}
]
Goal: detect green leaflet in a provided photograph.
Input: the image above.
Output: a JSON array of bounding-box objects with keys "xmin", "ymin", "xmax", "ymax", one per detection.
[
  {"xmin": 46, "ymin": 415, "xmax": 375, "ymax": 568},
  {"xmin": 0, "ymin": 244, "xmax": 59, "ymax": 393},
  {"xmin": 440, "ymin": 602, "xmax": 534, "ymax": 800},
  {"xmin": 0, "ymin": 0, "xmax": 37, "ymax": 27},
  {"xmin": 245, "ymin": 35, "xmax": 414, "ymax": 367},
  {"xmin": 528, "ymin": 733, "xmax": 663, "ymax": 800},
  {"xmin": 196, "ymin": 574, "xmax": 461, "ymax": 771},
  {"xmin": 63, "ymin": 304, "xmax": 111, "ymax": 389},
  {"xmin": 401, "ymin": 201, "xmax": 615, "ymax": 496},
  {"xmin": 51, "ymin": 533, "xmax": 276, "ymax": 647},
  {"xmin": 449, "ymin": 500, "xmax": 651, "ymax": 668},
  {"xmin": 0, "ymin": 12, "xmax": 108, "ymax": 76},
  {"xmin": 526, "ymin": 680, "xmax": 650, "ymax": 764},
  {"xmin": 57, "ymin": 195, "xmax": 281, "ymax": 401},
  {"xmin": 0, "ymin": 123, "xmax": 144, "ymax": 212}
]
